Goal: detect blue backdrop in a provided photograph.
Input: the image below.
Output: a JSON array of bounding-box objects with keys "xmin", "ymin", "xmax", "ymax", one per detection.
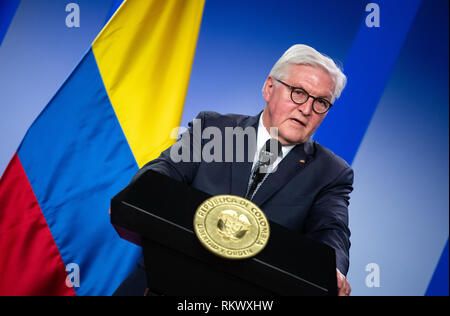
[{"xmin": 0, "ymin": 0, "xmax": 448, "ymax": 296}]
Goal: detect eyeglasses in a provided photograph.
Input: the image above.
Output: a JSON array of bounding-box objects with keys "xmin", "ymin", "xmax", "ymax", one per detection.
[{"xmin": 275, "ymin": 79, "xmax": 333, "ymax": 114}]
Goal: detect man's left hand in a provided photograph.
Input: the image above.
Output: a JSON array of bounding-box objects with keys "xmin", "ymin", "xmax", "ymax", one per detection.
[{"xmin": 337, "ymin": 269, "xmax": 351, "ymax": 296}]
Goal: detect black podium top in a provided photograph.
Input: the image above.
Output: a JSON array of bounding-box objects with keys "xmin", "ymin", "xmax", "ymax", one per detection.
[{"xmin": 111, "ymin": 170, "xmax": 337, "ymax": 296}]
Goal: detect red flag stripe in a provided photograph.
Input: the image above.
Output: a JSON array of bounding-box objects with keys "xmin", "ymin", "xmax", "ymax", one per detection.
[{"xmin": 0, "ymin": 153, "xmax": 76, "ymax": 296}]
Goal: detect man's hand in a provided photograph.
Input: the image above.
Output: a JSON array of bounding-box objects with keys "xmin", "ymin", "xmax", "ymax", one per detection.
[{"xmin": 337, "ymin": 269, "xmax": 351, "ymax": 296}]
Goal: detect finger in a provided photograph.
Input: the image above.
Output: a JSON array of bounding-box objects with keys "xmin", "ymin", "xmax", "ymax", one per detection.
[
  {"xmin": 337, "ymin": 286, "xmax": 347, "ymax": 296},
  {"xmin": 342, "ymin": 280, "xmax": 351, "ymax": 296},
  {"xmin": 337, "ymin": 274, "xmax": 342, "ymax": 285}
]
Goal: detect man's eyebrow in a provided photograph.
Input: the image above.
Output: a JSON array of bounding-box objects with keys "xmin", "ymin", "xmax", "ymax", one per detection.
[{"xmin": 293, "ymin": 83, "xmax": 332, "ymax": 101}]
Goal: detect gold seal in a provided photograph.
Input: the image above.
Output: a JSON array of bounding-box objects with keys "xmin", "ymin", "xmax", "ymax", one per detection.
[{"xmin": 193, "ymin": 195, "xmax": 270, "ymax": 259}]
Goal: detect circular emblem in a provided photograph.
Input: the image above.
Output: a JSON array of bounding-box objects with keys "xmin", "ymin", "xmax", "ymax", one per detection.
[{"xmin": 193, "ymin": 195, "xmax": 270, "ymax": 259}]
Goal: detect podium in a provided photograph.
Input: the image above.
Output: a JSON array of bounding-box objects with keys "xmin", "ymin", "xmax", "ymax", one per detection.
[{"xmin": 111, "ymin": 170, "xmax": 337, "ymax": 296}]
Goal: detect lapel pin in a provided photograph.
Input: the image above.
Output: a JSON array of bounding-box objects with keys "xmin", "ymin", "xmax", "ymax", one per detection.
[{"xmin": 299, "ymin": 159, "xmax": 306, "ymax": 164}]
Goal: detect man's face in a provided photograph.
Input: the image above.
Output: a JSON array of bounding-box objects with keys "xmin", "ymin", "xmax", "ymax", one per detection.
[{"xmin": 262, "ymin": 64, "xmax": 335, "ymax": 145}]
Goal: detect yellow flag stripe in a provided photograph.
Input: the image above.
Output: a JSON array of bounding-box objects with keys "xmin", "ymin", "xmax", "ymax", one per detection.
[{"xmin": 92, "ymin": 0, "xmax": 205, "ymax": 168}]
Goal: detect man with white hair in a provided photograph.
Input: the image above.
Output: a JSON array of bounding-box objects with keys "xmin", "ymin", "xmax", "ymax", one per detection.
[
  {"xmin": 258, "ymin": 45, "xmax": 352, "ymax": 296},
  {"xmin": 116, "ymin": 44, "xmax": 353, "ymax": 296}
]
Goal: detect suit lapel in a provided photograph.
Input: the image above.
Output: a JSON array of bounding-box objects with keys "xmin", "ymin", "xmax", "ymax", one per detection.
[
  {"xmin": 230, "ymin": 113, "xmax": 260, "ymax": 197},
  {"xmin": 252, "ymin": 138, "xmax": 315, "ymax": 206}
]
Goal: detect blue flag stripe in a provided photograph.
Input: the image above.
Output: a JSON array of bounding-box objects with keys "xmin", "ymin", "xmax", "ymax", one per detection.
[
  {"xmin": 104, "ymin": 0, "xmax": 124, "ymax": 24},
  {"xmin": 18, "ymin": 49, "xmax": 141, "ymax": 296}
]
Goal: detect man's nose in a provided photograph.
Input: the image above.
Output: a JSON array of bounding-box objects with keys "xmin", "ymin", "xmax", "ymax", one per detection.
[{"xmin": 297, "ymin": 97, "xmax": 314, "ymax": 115}]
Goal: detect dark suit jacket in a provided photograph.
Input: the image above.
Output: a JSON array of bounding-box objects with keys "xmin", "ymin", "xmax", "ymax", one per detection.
[{"xmin": 133, "ymin": 111, "xmax": 354, "ymax": 275}]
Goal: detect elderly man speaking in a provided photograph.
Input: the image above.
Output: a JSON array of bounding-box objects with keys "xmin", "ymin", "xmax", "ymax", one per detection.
[{"xmin": 117, "ymin": 44, "xmax": 353, "ymax": 296}]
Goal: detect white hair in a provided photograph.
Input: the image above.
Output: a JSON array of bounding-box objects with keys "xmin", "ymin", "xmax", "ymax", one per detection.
[{"xmin": 263, "ymin": 44, "xmax": 347, "ymax": 102}]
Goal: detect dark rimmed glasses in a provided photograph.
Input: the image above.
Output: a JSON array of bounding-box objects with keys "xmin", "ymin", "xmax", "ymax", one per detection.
[{"xmin": 275, "ymin": 79, "xmax": 333, "ymax": 114}]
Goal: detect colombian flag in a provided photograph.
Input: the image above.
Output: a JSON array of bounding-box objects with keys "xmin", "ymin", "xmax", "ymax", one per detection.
[{"xmin": 0, "ymin": 0, "xmax": 205, "ymax": 296}]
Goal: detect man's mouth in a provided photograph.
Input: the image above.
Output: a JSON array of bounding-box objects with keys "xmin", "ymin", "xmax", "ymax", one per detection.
[{"xmin": 290, "ymin": 118, "xmax": 306, "ymax": 127}]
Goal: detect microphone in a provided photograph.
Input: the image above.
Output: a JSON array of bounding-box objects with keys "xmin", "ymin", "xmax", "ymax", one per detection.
[{"xmin": 257, "ymin": 138, "xmax": 282, "ymax": 172}]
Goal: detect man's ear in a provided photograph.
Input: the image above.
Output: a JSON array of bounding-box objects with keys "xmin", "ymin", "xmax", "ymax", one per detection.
[{"xmin": 263, "ymin": 76, "xmax": 274, "ymax": 103}]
